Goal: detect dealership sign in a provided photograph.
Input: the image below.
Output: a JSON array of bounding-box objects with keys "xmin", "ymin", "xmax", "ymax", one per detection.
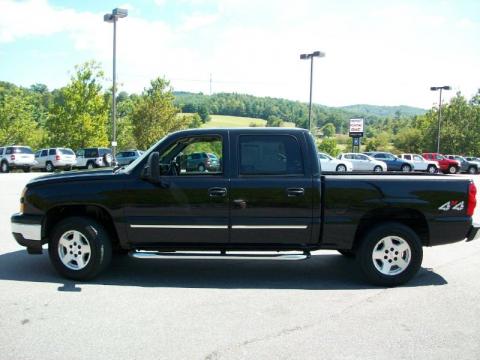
[{"xmin": 349, "ymin": 118, "xmax": 364, "ymax": 137}]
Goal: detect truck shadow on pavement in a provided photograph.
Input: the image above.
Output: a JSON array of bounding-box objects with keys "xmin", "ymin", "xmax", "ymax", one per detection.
[{"xmin": 0, "ymin": 250, "xmax": 447, "ymax": 292}]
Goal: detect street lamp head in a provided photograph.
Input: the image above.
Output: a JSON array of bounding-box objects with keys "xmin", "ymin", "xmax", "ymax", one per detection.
[
  {"xmin": 112, "ymin": 8, "xmax": 128, "ymax": 18},
  {"xmin": 103, "ymin": 13, "xmax": 114, "ymax": 23},
  {"xmin": 300, "ymin": 54, "xmax": 308, "ymax": 60},
  {"xmin": 312, "ymin": 51, "xmax": 326, "ymax": 57},
  {"xmin": 431, "ymin": 86, "xmax": 451, "ymax": 91},
  {"xmin": 430, "ymin": 86, "xmax": 438, "ymax": 91},
  {"xmin": 442, "ymin": 85, "xmax": 452, "ymax": 90}
]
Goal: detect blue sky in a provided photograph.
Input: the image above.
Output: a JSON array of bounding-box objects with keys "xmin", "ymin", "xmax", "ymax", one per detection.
[{"xmin": 1, "ymin": 0, "xmax": 479, "ymax": 108}]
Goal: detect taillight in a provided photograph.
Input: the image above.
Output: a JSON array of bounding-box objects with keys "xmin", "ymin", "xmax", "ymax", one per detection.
[
  {"xmin": 55, "ymin": 155, "xmax": 60, "ymax": 161},
  {"xmin": 467, "ymin": 181, "xmax": 477, "ymax": 216},
  {"xmin": 10, "ymin": 154, "xmax": 15, "ymax": 160}
]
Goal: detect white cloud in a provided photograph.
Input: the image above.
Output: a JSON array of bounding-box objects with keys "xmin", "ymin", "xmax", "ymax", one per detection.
[{"xmin": 1, "ymin": 0, "xmax": 479, "ymax": 108}]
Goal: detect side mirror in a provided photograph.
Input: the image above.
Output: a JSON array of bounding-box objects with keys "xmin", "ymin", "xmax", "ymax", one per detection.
[{"xmin": 141, "ymin": 152, "xmax": 160, "ymax": 183}]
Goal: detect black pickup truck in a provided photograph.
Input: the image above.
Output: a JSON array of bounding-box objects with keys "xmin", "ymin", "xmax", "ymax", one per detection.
[{"xmin": 11, "ymin": 128, "xmax": 480, "ymax": 286}]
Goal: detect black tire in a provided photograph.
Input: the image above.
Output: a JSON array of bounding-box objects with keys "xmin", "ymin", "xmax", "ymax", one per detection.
[
  {"xmin": 86, "ymin": 161, "xmax": 95, "ymax": 170},
  {"xmin": 468, "ymin": 166, "xmax": 477, "ymax": 174},
  {"xmin": 401, "ymin": 164, "xmax": 411, "ymax": 172},
  {"xmin": 198, "ymin": 164, "xmax": 206, "ymax": 172},
  {"xmin": 23, "ymin": 167, "xmax": 31, "ymax": 173},
  {"xmin": 336, "ymin": 164, "xmax": 347, "ymax": 172},
  {"xmin": 48, "ymin": 216, "xmax": 112, "ymax": 280},
  {"xmin": 373, "ymin": 165, "xmax": 382, "ymax": 172},
  {"xmin": 448, "ymin": 166, "xmax": 457, "ymax": 174},
  {"xmin": 356, "ymin": 222, "xmax": 423, "ymax": 286},
  {"xmin": 427, "ymin": 165, "xmax": 437, "ymax": 174},
  {"xmin": 338, "ymin": 249, "xmax": 355, "ymax": 258},
  {"xmin": 45, "ymin": 162, "xmax": 54, "ymax": 172},
  {"xmin": 1, "ymin": 161, "xmax": 10, "ymax": 173}
]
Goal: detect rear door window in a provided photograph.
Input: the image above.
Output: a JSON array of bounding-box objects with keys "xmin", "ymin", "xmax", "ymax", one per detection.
[
  {"xmin": 41, "ymin": 150, "xmax": 48, "ymax": 157},
  {"xmin": 238, "ymin": 135, "xmax": 304, "ymax": 175}
]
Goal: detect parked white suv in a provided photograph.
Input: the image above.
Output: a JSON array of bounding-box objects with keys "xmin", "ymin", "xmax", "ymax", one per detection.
[
  {"xmin": 75, "ymin": 147, "xmax": 113, "ymax": 169},
  {"xmin": 399, "ymin": 154, "xmax": 439, "ymax": 173},
  {"xmin": 318, "ymin": 152, "xmax": 353, "ymax": 172},
  {"xmin": 338, "ymin": 153, "xmax": 387, "ymax": 172},
  {"xmin": 32, "ymin": 148, "xmax": 77, "ymax": 172},
  {"xmin": 0, "ymin": 145, "xmax": 36, "ymax": 173}
]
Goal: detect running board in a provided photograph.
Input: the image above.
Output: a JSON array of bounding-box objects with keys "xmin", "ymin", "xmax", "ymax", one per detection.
[{"xmin": 129, "ymin": 251, "xmax": 310, "ymax": 261}]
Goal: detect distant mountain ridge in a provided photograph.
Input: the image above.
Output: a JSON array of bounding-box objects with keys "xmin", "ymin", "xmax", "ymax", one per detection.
[{"xmin": 340, "ymin": 104, "xmax": 427, "ymax": 117}]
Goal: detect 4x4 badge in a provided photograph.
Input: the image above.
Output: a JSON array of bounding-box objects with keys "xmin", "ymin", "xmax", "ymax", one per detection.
[{"xmin": 439, "ymin": 201, "xmax": 464, "ymax": 211}]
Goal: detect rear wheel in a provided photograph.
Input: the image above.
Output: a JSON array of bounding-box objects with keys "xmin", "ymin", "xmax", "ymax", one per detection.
[
  {"xmin": 87, "ymin": 161, "xmax": 95, "ymax": 170},
  {"xmin": 448, "ymin": 165, "xmax": 457, "ymax": 174},
  {"xmin": 336, "ymin": 164, "xmax": 347, "ymax": 172},
  {"xmin": 373, "ymin": 165, "xmax": 382, "ymax": 172},
  {"xmin": 401, "ymin": 164, "xmax": 411, "ymax": 172},
  {"xmin": 198, "ymin": 164, "xmax": 206, "ymax": 172},
  {"xmin": 468, "ymin": 166, "xmax": 477, "ymax": 174},
  {"xmin": 356, "ymin": 222, "xmax": 423, "ymax": 286},
  {"xmin": 427, "ymin": 165, "xmax": 437, "ymax": 174},
  {"xmin": 45, "ymin": 162, "xmax": 54, "ymax": 172},
  {"xmin": 48, "ymin": 216, "xmax": 112, "ymax": 280}
]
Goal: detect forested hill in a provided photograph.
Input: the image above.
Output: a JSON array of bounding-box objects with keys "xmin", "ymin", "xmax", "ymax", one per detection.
[
  {"xmin": 173, "ymin": 91, "xmax": 424, "ymax": 132},
  {"xmin": 340, "ymin": 104, "xmax": 426, "ymax": 118}
]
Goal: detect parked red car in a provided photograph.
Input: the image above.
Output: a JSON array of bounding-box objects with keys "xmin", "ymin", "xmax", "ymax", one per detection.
[{"xmin": 422, "ymin": 153, "xmax": 460, "ymax": 174}]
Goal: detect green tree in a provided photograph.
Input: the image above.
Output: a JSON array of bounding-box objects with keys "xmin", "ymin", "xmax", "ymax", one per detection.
[
  {"xmin": 393, "ymin": 128, "xmax": 423, "ymax": 153},
  {"xmin": 321, "ymin": 123, "xmax": 336, "ymax": 137},
  {"xmin": 317, "ymin": 137, "xmax": 340, "ymax": 157},
  {"xmin": 131, "ymin": 77, "xmax": 189, "ymax": 148},
  {"xmin": 266, "ymin": 115, "xmax": 283, "ymax": 127},
  {"xmin": 188, "ymin": 113, "xmax": 203, "ymax": 128},
  {"xmin": 46, "ymin": 61, "xmax": 109, "ymax": 149},
  {"xmin": 0, "ymin": 89, "xmax": 44, "ymax": 147}
]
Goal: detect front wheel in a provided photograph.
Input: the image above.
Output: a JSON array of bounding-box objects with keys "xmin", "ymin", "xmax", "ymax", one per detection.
[
  {"xmin": 373, "ymin": 165, "xmax": 382, "ymax": 172},
  {"xmin": 356, "ymin": 222, "xmax": 423, "ymax": 286},
  {"xmin": 468, "ymin": 166, "xmax": 477, "ymax": 174},
  {"xmin": 1, "ymin": 161, "xmax": 10, "ymax": 173},
  {"xmin": 87, "ymin": 162, "xmax": 95, "ymax": 170},
  {"xmin": 48, "ymin": 216, "xmax": 112, "ymax": 280},
  {"xmin": 427, "ymin": 165, "xmax": 437, "ymax": 174},
  {"xmin": 198, "ymin": 164, "xmax": 206, "ymax": 172},
  {"xmin": 336, "ymin": 164, "xmax": 347, "ymax": 172},
  {"xmin": 448, "ymin": 166, "xmax": 457, "ymax": 174},
  {"xmin": 401, "ymin": 164, "xmax": 411, "ymax": 172}
]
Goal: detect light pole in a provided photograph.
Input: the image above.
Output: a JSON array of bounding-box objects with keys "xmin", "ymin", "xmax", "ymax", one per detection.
[
  {"xmin": 104, "ymin": 8, "xmax": 128, "ymax": 163},
  {"xmin": 430, "ymin": 85, "xmax": 451, "ymax": 153},
  {"xmin": 300, "ymin": 50, "xmax": 325, "ymax": 131}
]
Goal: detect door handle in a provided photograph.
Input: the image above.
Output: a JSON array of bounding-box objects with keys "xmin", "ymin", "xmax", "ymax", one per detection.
[
  {"xmin": 286, "ymin": 188, "xmax": 305, "ymax": 197},
  {"xmin": 208, "ymin": 187, "xmax": 227, "ymax": 197}
]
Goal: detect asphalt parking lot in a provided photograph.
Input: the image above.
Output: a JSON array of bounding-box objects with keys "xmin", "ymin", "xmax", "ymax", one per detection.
[{"xmin": 0, "ymin": 173, "xmax": 479, "ymax": 360}]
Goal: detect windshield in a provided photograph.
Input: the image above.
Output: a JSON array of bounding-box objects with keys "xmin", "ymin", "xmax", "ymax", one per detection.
[{"xmin": 121, "ymin": 135, "xmax": 168, "ymax": 173}]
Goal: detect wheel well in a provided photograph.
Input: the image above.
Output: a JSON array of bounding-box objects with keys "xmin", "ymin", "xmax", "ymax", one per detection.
[
  {"xmin": 354, "ymin": 208, "xmax": 429, "ymax": 247},
  {"xmin": 44, "ymin": 205, "xmax": 119, "ymax": 247}
]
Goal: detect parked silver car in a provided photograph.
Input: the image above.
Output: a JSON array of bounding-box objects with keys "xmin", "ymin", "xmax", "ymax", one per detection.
[
  {"xmin": 116, "ymin": 149, "xmax": 144, "ymax": 166},
  {"xmin": 0, "ymin": 145, "xmax": 36, "ymax": 173},
  {"xmin": 337, "ymin": 153, "xmax": 387, "ymax": 172},
  {"xmin": 32, "ymin": 148, "xmax": 77, "ymax": 172}
]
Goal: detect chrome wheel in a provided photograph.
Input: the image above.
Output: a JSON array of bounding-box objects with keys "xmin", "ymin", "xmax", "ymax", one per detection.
[
  {"xmin": 87, "ymin": 162, "xmax": 94, "ymax": 170},
  {"xmin": 371, "ymin": 236, "xmax": 411, "ymax": 276},
  {"xmin": 449, "ymin": 166, "xmax": 457, "ymax": 174},
  {"xmin": 373, "ymin": 166, "xmax": 382, "ymax": 172},
  {"xmin": 428, "ymin": 166, "xmax": 436, "ymax": 174},
  {"xmin": 57, "ymin": 230, "xmax": 91, "ymax": 270},
  {"xmin": 46, "ymin": 162, "xmax": 54, "ymax": 172},
  {"xmin": 401, "ymin": 165, "xmax": 411, "ymax": 172},
  {"xmin": 336, "ymin": 164, "xmax": 347, "ymax": 172}
]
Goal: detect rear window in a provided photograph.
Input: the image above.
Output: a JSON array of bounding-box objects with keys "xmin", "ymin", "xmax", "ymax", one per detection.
[
  {"xmin": 59, "ymin": 148, "xmax": 74, "ymax": 155},
  {"xmin": 12, "ymin": 147, "xmax": 33, "ymax": 154}
]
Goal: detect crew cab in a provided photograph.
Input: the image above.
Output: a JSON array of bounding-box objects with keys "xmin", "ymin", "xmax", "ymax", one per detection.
[{"xmin": 11, "ymin": 128, "xmax": 480, "ymax": 286}]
